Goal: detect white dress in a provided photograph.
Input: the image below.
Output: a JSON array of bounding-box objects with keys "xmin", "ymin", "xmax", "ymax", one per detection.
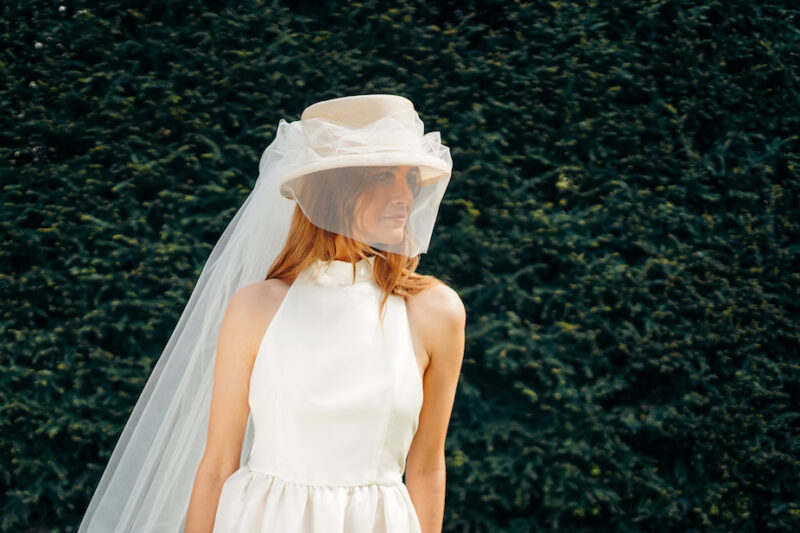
[{"xmin": 212, "ymin": 255, "xmax": 424, "ymax": 532}]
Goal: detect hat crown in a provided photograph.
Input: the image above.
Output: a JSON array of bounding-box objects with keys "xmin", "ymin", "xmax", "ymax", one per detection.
[
  {"xmin": 300, "ymin": 94, "xmax": 416, "ymax": 130},
  {"xmin": 298, "ymin": 94, "xmax": 423, "ymax": 157}
]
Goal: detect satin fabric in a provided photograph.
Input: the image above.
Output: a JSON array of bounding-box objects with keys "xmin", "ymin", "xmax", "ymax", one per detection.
[{"xmin": 212, "ymin": 256, "xmax": 424, "ymax": 532}]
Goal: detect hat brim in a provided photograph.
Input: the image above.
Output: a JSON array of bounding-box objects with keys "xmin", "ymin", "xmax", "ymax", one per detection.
[{"xmin": 277, "ymin": 152, "xmax": 451, "ymax": 199}]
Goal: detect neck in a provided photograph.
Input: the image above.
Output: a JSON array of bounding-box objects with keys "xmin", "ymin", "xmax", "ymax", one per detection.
[
  {"xmin": 332, "ymin": 234, "xmax": 354, "ymax": 262},
  {"xmin": 331, "ymin": 235, "xmax": 378, "ymax": 263}
]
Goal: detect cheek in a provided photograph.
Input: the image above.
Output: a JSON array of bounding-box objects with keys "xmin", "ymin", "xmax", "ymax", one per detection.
[
  {"xmin": 357, "ymin": 208, "xmax": 380, "ymax": 237},
  {"xmin": 352, "ymin": 195, "xmax": 380, "ymax": 233},
  {"xmin": 359, "ymin": 195, "xmax": 384, "ymax": 222}
]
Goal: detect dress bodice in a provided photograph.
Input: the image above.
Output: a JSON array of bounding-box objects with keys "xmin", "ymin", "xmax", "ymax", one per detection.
[
  {"xmin": 212, "ymin": 255, "xmax": 424, "ymax": 532},
  {"xmin": 245, "ymin": 255, "xmax": 424, "ymax": 485}
]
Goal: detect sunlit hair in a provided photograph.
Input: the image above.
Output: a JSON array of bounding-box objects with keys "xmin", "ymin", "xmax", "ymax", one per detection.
[{"xmin": 265, "ymin": 166, "xmax": 443, "ymax": 326}]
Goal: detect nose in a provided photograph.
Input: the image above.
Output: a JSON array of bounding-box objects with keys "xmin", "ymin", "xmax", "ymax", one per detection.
[{"xmin": 389, "ymin": 174, "xmax": 414, "ymax": 206}]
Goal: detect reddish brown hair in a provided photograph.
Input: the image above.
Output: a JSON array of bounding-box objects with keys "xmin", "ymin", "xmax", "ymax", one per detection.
[{"xmin": 265, "ymin": 166, "xmax": 443, "ymax": 325}]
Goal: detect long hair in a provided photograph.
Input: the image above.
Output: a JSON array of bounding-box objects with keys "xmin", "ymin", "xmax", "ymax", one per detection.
[{"xmin": 265, "ymin": 166, "xmax": 443, "ymax": 326}]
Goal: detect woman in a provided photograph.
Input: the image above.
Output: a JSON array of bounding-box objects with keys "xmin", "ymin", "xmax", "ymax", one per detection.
[{"xmin": 78, "ymin": 94, "xmax": 464, "ymax": 533}]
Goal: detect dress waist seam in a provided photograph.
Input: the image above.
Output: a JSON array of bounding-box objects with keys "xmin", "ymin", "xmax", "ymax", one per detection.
[{"xmin": 245, "ymin": 463, "xmax": 403, "ymax": 488}]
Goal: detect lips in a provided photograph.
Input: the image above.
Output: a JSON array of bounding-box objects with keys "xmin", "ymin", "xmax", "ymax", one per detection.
[{"xmin": 383, "ymin": 214, "xmax": 407, "ymax": 222}]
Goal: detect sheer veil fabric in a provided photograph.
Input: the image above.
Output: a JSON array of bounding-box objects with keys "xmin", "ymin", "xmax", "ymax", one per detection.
[{"xmin": 77, "ymin": 94, "xmax": 452, "ymax": 532}]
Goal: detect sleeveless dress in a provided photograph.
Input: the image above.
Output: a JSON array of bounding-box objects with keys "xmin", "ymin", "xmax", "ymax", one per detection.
[{"xmin": 212, "ymin": 255, "xmax": 425, "ymax": 532}]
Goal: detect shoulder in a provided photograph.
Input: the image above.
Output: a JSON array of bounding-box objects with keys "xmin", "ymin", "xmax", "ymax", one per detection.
[
  {"xmin": 407, "ymin": 281, "xmax": 466, "ymax": 327},
  {"xmin": 238, "ymin": 278, "xmax": 291, "ymax": 303},
  {"xmin": 406, "ymin": 281, "xmax": 466, "ymax": 358},
  {"xmin": 230, "ymin": 278, "xmax": 290, "ymax": 317},
  {"xmin": 222, "ymin": 279, "xmax": 291, "ymax": 357}
]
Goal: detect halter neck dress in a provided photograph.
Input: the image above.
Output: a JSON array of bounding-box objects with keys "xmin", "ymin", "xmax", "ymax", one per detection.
[{"xmin": 212, "ymin": 255, "xmax": 424, "ymax": 532}]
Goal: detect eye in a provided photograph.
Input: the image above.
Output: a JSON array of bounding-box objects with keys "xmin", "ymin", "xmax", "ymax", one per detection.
[
  {"xmin": 369, "ymin": 170, "xmax": 394, "ymax": 184},
  {"xmin": 406, "ymin": 170, "xmax": 421, "ymax": 195}
]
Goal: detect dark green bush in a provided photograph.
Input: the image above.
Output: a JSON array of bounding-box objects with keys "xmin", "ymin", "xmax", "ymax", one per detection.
[{"xmin": 1, "ymin": 0, "xmax": 798, "ymax": 531}]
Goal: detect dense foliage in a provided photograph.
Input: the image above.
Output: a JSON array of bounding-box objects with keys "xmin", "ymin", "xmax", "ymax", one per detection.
[{"xmin": 1, "ymin": 0, "xmax": 798, "ymax": 531}]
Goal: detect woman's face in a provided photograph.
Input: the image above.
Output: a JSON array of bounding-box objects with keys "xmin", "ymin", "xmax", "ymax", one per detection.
[{"xmin": 353, "ymin": 165, "xmax": 421, "ymax": 245}]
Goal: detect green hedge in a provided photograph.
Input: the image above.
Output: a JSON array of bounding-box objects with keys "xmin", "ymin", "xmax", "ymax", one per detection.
[{"xmin": 1, "ymin": 0, "xmax": 798, "ymax": 531}]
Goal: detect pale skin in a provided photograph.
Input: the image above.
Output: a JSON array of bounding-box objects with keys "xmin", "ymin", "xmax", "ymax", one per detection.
[{"xmin": 185, "ymin": 166, "xmax": 466, "ymax": 533}]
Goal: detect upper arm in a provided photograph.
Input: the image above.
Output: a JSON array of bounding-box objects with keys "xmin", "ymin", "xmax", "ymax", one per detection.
[
  {"xmin": 405, "ymin": 284, "xmax": 467, "ymax": 476},
  {"xmin": 198, "ymin": 279, "xmax": 288, "ymax": 479}
]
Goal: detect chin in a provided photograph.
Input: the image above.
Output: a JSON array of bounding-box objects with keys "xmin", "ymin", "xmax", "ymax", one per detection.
[{"xmin": 369, "ymin": 232, "xmax": 405, "ymax": 245}]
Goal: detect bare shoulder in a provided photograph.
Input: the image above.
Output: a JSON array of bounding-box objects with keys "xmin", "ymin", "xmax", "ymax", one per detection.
[
  {"xmin": 239, "ymin": 277, "xmax": 291, "ymax": 304},
  {"xmin": 406, "ymin": 281, "xmax": 467, "ymax": 361},
  {"xmin": 406, "ymin": 281, "xmax": 466, "ymax": 325},
  {"xmin": 232, "ymin": 278, "xmax": 290, "ymax": 318},
  {"xmin": 225, "ymin": 278, "xmax": 292, "ymax": 360}
]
